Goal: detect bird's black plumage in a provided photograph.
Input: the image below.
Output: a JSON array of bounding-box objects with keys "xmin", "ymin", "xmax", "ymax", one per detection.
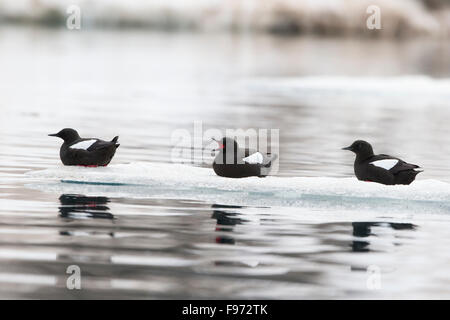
[
  {"xmin": 212, "ymin": 137, "xmax": 277, "ymax": 178},
  {"xmin": 342, "ymin": 140, "xmax": 422, "ymax": 185},
  {"xmin": 49, "ymin": 128, "xmax": 120, "ymax": 166}
]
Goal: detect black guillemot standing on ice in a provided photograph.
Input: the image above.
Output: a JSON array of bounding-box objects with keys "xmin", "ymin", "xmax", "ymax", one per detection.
[
  {"xmin": 49, "ymin": 128, "xmax": 120, "ymax": 167},
  {"xmin": 212, "ymin": 137, "xmax": 277, "ymax": 178},
  {"xmin": 342, "ymin": 140, "xmax": 422, "ymax": 185}
]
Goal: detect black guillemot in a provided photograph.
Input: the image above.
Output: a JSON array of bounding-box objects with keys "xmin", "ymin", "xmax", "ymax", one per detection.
[
  {"xmin": 212, "ymin": 137, "xmax": 277, "ymax": 178},
  {"xmin": 342, "ymin": 140, "xmax": 422, "ymax": 185},
  {"xmin": 49, "ymin": 128, "xmax": 119, "ymax": 167}
]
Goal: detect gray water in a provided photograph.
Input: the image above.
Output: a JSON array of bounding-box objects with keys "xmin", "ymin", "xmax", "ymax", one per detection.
[{"xmin": 1, "ymin": 27, "xmax": 450, "ymax": 299}]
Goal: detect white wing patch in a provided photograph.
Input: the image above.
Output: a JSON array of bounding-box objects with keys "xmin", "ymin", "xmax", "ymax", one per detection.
[
  {"xmin": 370, "ymin": 159, "xmax": 399, "ymax": 170},
  {"xmin": 70, "ymin": 140, "xmax": 97, "ymax": 150},
  {"xmin": 243, "ymin": 152, "xmax": 264, "ymax": 164}
]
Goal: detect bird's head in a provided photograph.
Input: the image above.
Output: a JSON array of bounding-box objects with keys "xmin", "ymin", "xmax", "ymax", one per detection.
[
  {"xmin": 212, "ymin": 137, "xmax": 239, "ymax": 152},
  {"xmin": 342, "ymin": 140, "xmax": 374, "ymax": 157},
  {"xmin": 48, "ymin": 128, "xmax": 80, "ymax": 143}
]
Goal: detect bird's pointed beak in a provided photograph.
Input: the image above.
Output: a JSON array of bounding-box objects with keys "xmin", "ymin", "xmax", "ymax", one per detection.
[
  {"xmin": 342, "ymin": 146, "xmax": 352, "ymax": 151},
  {"xmin": 48, "ymin": 133, "xmax": 58, "ymax": 137},
  {"xmin": 211, "ymin": 138, "xmax": 224, "ymax": 151}
]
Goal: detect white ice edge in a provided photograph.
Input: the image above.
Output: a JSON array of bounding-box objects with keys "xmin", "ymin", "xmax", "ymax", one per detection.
[
  {"xmin": 244, "ymin": 76, "xmax": 450, "ymax": 95},
  {"xmin": 25, "ymin": 162, "xmax": 450, "ymax": 205}
]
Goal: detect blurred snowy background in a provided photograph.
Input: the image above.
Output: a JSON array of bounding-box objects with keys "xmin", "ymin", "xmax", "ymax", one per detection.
[{"xmin": 0, "ymin": 0, "xmax": 449, "ymax": 37}]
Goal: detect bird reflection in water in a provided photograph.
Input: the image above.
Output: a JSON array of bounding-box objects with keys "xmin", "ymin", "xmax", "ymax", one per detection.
[
  {"xmin": 351, "ymin": 222, "xmax": 416, "ymax": 252},
  {"xmin": 58, "ymin": 194, "xmax": 115, "ymax": 220},
  {"xmin": 211, "ymin": 204, "xmax": 246, "ymax": 245},
  {"xmin": 211, "ymin": 204, "xmax": 260, "ymax": 268}
]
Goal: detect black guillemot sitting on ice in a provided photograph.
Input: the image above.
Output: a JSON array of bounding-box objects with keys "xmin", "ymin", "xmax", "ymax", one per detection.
[
  {"xmin": 342, "ymin": 140, "xmax": 422, "ymax": 185},
  {"xmin": 212, "ymin": 137, "xmax": 277, "ymax": 178},
  {"xmin": 49, "ymin": 128, "xmax": 119, "ymax": 167}
]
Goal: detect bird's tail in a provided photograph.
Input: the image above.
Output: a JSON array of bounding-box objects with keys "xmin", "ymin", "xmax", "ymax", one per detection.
[
  {"xmin": 263, "ymin": 153, "xmax": 278, "ymax": 167},
  {"xmin": 111, "ymin": 136, "xmax": 120, "ymax": 148}
]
